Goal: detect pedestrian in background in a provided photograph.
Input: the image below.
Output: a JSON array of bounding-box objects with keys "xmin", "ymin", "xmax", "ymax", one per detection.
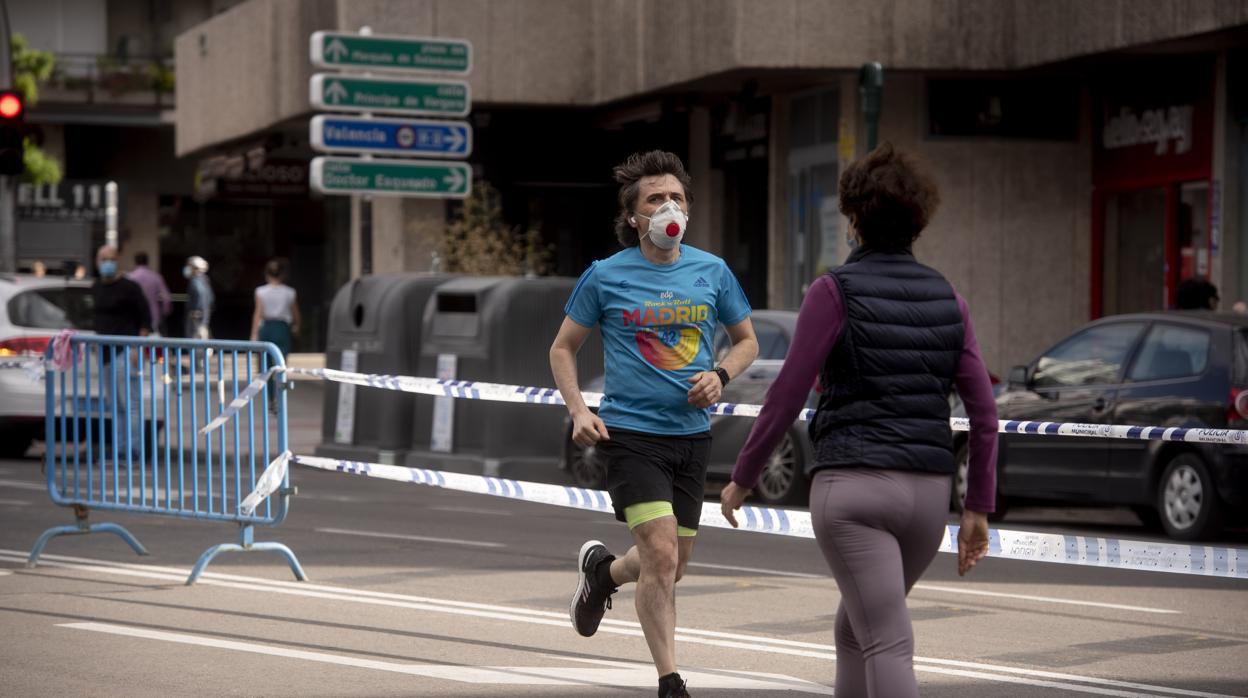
[
  {"xmin": 127, "ymin": 251, "xmax": 172, "ymax": 336},
  {"xmin": 92, "ymin": 244, "xmax": 152, "ymax": 461},
  {"xmin": 184, "ymin": 255, "xmax": 214, "ymax": 340},
  {"xmin": 251, "ymin": 258, "xmax": 301, "ymax": 412},
  {"xmin": 550, "ymin": 150, "xmax": 759, "ymax": 698},
  {"xmin": 1176, "ymin": 277, "xmax": 1219, "ymax": 310},
  {"xmin": 721, "ymin": 142, "xmax": 997, "ymax": 698}
]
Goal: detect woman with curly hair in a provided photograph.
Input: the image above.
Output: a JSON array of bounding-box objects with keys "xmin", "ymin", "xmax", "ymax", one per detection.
[{"xmin": 721, "ymin": 142, "xmax": 999, "ymax": 697}]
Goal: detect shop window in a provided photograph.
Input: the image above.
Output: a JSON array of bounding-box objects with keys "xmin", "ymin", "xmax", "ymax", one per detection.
[{"xmin": 928, "ymin": 79, "xmax": 1078, "ymax": 140}]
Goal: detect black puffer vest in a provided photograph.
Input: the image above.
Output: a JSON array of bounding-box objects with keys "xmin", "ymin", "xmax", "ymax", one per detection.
[{"xmin": 809, "ymin": 247, "xmax": 964, "ymax": 475}]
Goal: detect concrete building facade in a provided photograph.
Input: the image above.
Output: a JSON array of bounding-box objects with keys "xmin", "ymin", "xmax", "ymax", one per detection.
[{"xmin": 173, "ymin": 0, "xmax": 1248, "ymax": 373}]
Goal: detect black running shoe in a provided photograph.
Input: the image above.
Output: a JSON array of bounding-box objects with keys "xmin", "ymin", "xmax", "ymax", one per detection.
[
  {"xmin": 570, "ymin": 539, "xmax": 616, "ymax": 637},
  {"xmin": 659, "ymin": 672, "xmax": 690, "ymax": 697}
]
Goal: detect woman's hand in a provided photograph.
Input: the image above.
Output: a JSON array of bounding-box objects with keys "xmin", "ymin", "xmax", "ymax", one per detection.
[
  {"xmin": 720, "ymin": 481, "xmax": 751, "ymax": 528},
  {"xmin": 957, "ymin": 509, "xmax": 990, "ymax": 576}
]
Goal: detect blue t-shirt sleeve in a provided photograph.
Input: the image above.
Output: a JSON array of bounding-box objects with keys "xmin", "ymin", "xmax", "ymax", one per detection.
[
  {"xmin": 564, "ymin": 262, "xmax": 601, "ymax": 328},
  {"xmin": 716, "ymin": 262, "xmax": 752, "ymax": 326}
]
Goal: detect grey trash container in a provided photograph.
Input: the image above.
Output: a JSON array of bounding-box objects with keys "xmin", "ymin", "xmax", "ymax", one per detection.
[
  {"xmin": 405, "ymin": 276, "xmax": 602, "ymax": 479},
  {"xmin": 317, "ymin": 273, "xmax": 456, "ymax": 463}
]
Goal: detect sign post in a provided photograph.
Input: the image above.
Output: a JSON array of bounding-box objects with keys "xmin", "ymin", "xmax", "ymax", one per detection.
[{"xmin": 308, "ymin": 27, "xmax": 474, "ymax": 276}]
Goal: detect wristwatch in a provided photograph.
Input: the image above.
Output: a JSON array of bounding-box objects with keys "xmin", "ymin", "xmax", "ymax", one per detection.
[{"xmin": 713, "ymin": 366, "xmax": 731, "ymax": 387}]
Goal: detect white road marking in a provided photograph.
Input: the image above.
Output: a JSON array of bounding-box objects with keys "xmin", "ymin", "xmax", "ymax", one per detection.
[
  {"xmin": 428, "ymin": 505, "xmax": 514, "ymax": 517},
  {"xmin": 60, "ymin": 622, "xmax": 833, "ymax": 693},
  {"xmin": 1, "ymin": 550, "xmax": 1234, "ymax": 698},
  {"xmin": 314, "ymin": 527, "xmax": 504, "ymax": 549},
  {"xmin": 0, "ymin": 479, "xmax": 44, "ymax": 491},
  {"xmin": 912, "ymin": 583, "xmax": 1180, "ymax": 615},
  {"xmin": 0, "ymin": 498, "xmax": 31, "ymax": 506},
  {"xmin": 689, "ymin": 561, "xmax": 823, "ymax": 579},
  {"xmin": 0, "ymin": 569, "xmax": 11, "ymax": 576}
]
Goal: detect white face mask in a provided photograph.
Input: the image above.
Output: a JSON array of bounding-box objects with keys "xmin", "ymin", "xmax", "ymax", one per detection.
[{"xmin": 635, "ymin": 200, "xmax": 688, "ymax": 250}]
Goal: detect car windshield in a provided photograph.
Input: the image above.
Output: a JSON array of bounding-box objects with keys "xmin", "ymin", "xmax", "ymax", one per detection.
[{"xmin": 7, "ymin": 286, "xmax": 94, "ymax": 330}]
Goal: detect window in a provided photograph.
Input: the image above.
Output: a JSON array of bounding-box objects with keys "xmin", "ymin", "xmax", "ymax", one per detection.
[
  {"xmin": 1128, "ymin": 324, "xmax": 1210, "ymax": 381},
  {"xmin": 1033, "ymin": 323, "xmax": 1145, "ymax": 388},
  {"xmin": 7, "ymin": 287, "xmax": 93, "ymax": 330}
]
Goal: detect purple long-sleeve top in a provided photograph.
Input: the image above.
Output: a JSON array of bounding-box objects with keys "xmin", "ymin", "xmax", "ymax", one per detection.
[{"xmin": 731, "ymin": 275, "xmax": 999, "ymax": 512}]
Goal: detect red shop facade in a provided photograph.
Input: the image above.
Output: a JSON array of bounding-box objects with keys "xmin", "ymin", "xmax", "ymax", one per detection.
[{"xmin": 1092, "ymin": 57, "xmax": 1217, "ymax": 318}]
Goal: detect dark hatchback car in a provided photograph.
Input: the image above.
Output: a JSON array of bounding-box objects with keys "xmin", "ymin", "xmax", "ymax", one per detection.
[
  {"xmin": 561, "ymin": 310, "xmax": 819, "ymax": 505},
  {"xmin": 954, "ymin": 312, "xmax": 1248, "ymax": 541}
]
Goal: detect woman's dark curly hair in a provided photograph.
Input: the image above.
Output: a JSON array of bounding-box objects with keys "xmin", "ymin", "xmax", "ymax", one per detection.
[
  {"xmin": 612, "ymin": 150, "xmax": 693, "ymax": 248},
  {"xmin": 838, "ymin": 142, "xmax": 941, "ymax": 252}
]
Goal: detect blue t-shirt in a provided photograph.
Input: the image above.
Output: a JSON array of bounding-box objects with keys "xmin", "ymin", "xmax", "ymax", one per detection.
[{"xmin": 564, "ymin": 245, "xmax": 752, "ymax": 436}]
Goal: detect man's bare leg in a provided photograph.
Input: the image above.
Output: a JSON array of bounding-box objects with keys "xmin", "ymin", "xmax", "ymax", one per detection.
[{"xmin": 608, "ymin": 518, "xmax": 696, "ymax": 676}]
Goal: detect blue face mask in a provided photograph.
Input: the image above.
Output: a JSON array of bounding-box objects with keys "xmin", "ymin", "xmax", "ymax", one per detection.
[
  {"xmin": 183, "ymin": 265, "xmax": 192, "ymax": 279},
  {"xmin": 98, "ymin": 260, "xmax": 118, "ymax": 278}
]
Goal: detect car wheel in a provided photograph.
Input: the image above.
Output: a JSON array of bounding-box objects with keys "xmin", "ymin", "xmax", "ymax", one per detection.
[
  {"xmin": 753, "ymin": 432, "xmax": 809, "ymax": 506},
  {"xmin": 0, "ymin": 430, "xmax": 33, "ymax": 459},
  {"xmin": 1157, "ymin": 453, "xmax": 1223, "ymax": 541},
  {"xmin": 949, "ymin": 443, "xmax": 1007, "ymax": 522},
  {"xmin": 564, "ymin": 427, "xmax": 607, "ymax": 489}
]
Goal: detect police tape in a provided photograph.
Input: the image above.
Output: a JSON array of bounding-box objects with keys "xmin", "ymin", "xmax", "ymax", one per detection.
[
  {"xmin": 291, "ymin": 454, "xmax": 1247, "ymax": 580},
  {"xmin": 286, "ymin": 367, "xmax": 1248, "ymax": 447},
  {"xmin": 198, "ymin": 366, "xmax": 285, "ymax": 435}
]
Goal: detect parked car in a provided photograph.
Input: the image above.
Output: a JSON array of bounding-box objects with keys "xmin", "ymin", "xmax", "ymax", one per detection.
[
  {"xmin": 0, "ymin": 273, "xmax": 94, "ymax": 457},
  {"xmin": 0, "ymin": 273, "xmax": 166, "ymax": 459},
  {"xmin": 561, "ymin": 309, "xmax": 819, "ymax": 505},
  {"xmin": 950, "ymin": 311, "xmax": 1248, "ymax": 541}
]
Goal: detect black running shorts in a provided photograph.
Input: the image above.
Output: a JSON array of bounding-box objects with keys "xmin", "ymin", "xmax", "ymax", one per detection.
[{"xmin": 597, "ymin": 428, "xmax": 711, "ymax": 532}]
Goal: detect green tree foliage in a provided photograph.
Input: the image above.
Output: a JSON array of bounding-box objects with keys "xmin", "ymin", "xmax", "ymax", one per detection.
[
  {"xmin": 424, "ymin": 181, "xmax": 553, "ymax": 277},
  {"xmin": 10, "ymin": 33, "xmax": 60, "ymax": 185}
]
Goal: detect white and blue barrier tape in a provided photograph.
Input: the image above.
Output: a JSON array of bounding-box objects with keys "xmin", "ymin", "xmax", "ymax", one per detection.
[
  {"xmin": 198, "ymin": 366, "xmax": 285, "ymax": 435},
  {"xmin": 284, "ymin": 367, "xmax": 1248, "ymax": 447},
  {"xmin": 291, "ymin": 455, "xmax": 1246, "ymax": 580}
]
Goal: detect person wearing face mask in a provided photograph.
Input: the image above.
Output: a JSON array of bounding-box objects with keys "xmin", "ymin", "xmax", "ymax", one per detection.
[
  {"xmin": 550, "ymin": 150, "xmax": 759, "ymax": 698},
  {"xmin": 183, "ymin": 255, "xmax": 214, "ymax": 340},
  {"xmin": 91, "ymin": 244, "xmax": 152, "ymax": 461}
]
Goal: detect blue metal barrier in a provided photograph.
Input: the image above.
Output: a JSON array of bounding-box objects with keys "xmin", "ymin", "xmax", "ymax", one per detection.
[{"xmin": 29, "ymin": 334, "xmax": 306, "ymax": 585}]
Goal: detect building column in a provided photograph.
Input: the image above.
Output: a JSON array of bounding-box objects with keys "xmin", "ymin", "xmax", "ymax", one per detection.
[
  {"xmin": 403, "ymin": 197, "xmax": 444, "ymax": 272},
  {"xmin": 1213, "ymin": 50, "xmax": 1242, "ymax": 306},
  {"xmin": 767, "ymin": 94, "xmax": 790, "ymax": 309},
  {"xmin": 687, "ymin": 106, "xmax": 716, "ymax": 252},
  {"xmin": 123, "ymin": 193, "xmax": 159, "ymax": 271}
]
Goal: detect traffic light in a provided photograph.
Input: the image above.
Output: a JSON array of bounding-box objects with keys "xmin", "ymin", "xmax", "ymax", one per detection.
[{"xmin": 0, "ymin": 90, "xmax": 25, "ymax": 176}]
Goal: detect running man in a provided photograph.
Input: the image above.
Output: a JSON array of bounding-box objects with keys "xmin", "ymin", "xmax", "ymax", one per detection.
[{"xmin": 549, "ymin": 150, "xmax": 759, "ymax": 698}]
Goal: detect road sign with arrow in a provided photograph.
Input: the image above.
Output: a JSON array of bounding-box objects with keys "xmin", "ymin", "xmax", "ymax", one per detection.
[
  {"xmin": 310, "ymin": 157, "xmax": 471, "ymax": 198},
  {"xmin": 310, "ymin": 31, "xmax": 471, "ymax": 74},
  {"xmin": 310, "ymin": 116, "xmax": 472, "ymax": 158},
  {"xmin": 310, "ymin": 74, "xmax": 470, "ymax": 117}
]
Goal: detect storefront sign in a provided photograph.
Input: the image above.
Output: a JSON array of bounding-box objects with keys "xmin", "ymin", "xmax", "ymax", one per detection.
[
  {"xmin": 196, "ymin": 156, "xmax": 308, "ymax": 200},
  {"xmin": 1102, "ymin": 105, "xmax": 1193, "ymax": 155},
  {"xmin": 1093, "ymin": 58, "xmax": 1214, "ymax": 187},
  {"xmin": 16, "ymin": 180, "xmax": 116, "ymax": 221}
]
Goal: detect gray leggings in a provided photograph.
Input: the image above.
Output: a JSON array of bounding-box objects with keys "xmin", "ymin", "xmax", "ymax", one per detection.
[{"xmin": 810, "ymin": 467, "xmax": 951, "ymax": 698}]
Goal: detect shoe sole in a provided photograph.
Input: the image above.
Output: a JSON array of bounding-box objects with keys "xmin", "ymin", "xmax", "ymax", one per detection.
[{"xmin": 570, "ymin": 539, "xmax": 605, "ymax": 637}]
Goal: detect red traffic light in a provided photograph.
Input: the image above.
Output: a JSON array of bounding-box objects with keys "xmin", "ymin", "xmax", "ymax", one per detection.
[{"xmin": 0, "ymin": 92, "xmax": 23, "ymax": 120}]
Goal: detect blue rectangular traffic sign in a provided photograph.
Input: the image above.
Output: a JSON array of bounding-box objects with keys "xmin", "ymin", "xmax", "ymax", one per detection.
[{"xmin": 310, "ymin": 115, "xmax": 472, "ymax": 158}]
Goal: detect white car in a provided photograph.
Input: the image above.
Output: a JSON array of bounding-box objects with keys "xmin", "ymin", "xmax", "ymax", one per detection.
[{"xmin": 0, "ymin": 273, "xmax": 95, "ymax": 457}]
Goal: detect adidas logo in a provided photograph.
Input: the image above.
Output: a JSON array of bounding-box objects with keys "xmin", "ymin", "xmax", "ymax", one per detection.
[{"xmin": 694, "ymin": 277, "xmax": 709, "ymax": 288}]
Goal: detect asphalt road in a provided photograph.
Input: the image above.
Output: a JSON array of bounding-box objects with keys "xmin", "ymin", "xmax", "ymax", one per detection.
[{"xmin": 1, "ymin": 383, "xmax": 1245, "ymax": 697}]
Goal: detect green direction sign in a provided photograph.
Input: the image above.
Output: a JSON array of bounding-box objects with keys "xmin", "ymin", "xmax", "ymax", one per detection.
[
  {"xmin": 310, "ymin": 31, "xmax": 471, "ymax": 74},
  {"xmin": 310, "ymin": 157, "xmax": 471, "ymax": 199},
  {"xmin": 310, "ymin": 74, "xmax": 470, "ymax": 117}
]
